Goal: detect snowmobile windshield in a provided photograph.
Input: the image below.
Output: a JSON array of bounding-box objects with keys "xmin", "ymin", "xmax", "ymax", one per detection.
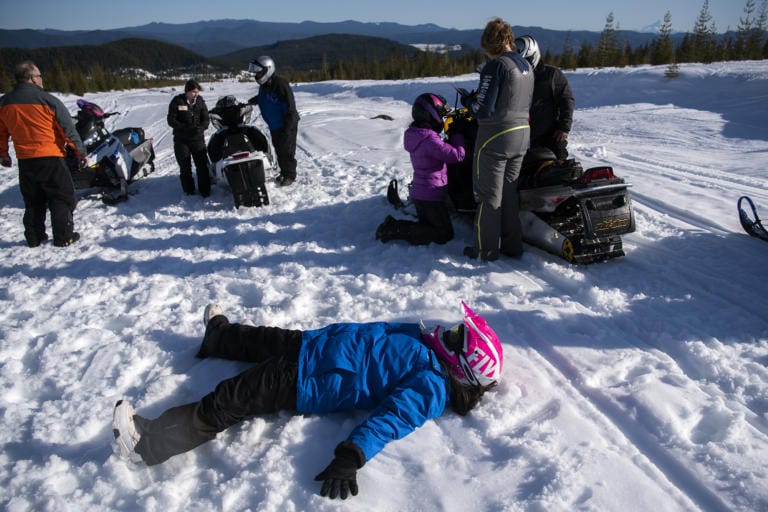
[
  {"xmin": 76, "ymin": 99, "xmax": 105, "ymax": 119},
  {"xmin": 77, "ymin": 118, "xmax": 108, "ymax": 151}
]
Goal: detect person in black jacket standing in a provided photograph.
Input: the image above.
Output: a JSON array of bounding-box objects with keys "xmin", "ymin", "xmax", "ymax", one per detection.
[
  {"xmin": 167, "ymin": 79, "xmax": 211, "ymax": 196},
  {"xmin": 248, "ymin": 56, "xmax": 299, "ymax": 186},
  {"xmin": 516, "ymin": 35, "xmax": 574, "ymax": 161}
]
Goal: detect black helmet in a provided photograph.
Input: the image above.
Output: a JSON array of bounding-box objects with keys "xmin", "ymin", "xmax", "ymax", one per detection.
[
  {"xmin": 215, "ymin": 95, "xmax": 238, "ymax": 110},
  {"xmin": 211, "ymin": 95, "xmax": 252, "ymax": 129},
  {"xmin": 412, "ymin": 93, "xmax": 449, "ymax": 132}
]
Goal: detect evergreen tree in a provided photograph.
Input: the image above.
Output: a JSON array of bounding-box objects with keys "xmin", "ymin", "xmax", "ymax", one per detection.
[
  {"xmin": 747, "ymin": 0, "xmax": 768, "ymax": 59},
  {"xmin": 69, "ymin": 69, "xmax": 88, "ymax": 96},
  {"xmin": 617, "ymin": 39, "xmax": 631, "ymax": 67},
  {"xmin": 560, "ymin": 32, "xmax": 577, "ymax": 70},
  {"xmin": 577, "ymin": 41, "xmax": 594, "ymax": 68},
  {"xmin": 735, "ymin": 0, "xmax": 757, "ymax": 57},
  {"xmin": 596, "ymin": 12, "xmax": 621, "ymax": 67},
  {"xmin": 691, "ymin": 0, "xmax": 718, "ymax": 62},
  {"xmin": 652, "ymin": 11, "xmax": 675, "ymax": 65},
  {"xmin": 0, "ymin": 60, "xmax": 12, "ymax": 93},
  {"xmin": 677, "ymin": 33, "xmax": 696, "ymax": 63},
  {"xmin": 44, "ymin": 61, "xmax": 67, "ymax": 93}
]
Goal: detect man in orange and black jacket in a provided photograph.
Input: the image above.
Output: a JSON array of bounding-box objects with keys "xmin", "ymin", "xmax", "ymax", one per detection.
[{"xmin": 0, "ymin": 60, "xmax": 86, "ymax": 247}]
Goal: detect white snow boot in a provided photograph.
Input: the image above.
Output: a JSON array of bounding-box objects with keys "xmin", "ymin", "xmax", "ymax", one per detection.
[
  {"xmin": 203, "ymin": 303, "xmax": 224, "ymax": 326},
  {"xmin": 112, "ymin": 400, "xmax": 142, "ymax": 462}
]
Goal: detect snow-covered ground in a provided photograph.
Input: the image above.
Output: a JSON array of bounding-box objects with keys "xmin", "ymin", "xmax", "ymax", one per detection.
[{"xmin": 1, "ymin": 60, "xmax": 767, "ymax": 512}]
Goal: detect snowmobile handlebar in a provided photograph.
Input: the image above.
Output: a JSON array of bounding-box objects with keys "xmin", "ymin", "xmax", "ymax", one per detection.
[
  {"xmin": 72, "ymin": 111, "xmax": 120, "ymax": 121},
  {"xmin": 443, "ymin": 107, "xmax": 474, "ymax": 136}
]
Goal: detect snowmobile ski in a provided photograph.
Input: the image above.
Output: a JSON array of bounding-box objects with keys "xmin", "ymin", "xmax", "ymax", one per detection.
[{"xmin": 738, "ymin": 196, "xmax": 768, "ymax": 242}]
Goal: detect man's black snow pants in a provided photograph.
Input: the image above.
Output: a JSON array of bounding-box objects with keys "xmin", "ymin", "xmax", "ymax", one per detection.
[
  {"xmin": 270, "ymin": 123, "xmax": 298, "ymax": 180},
  {"xmin": 133, "ymin": 315, "xmax": 302, "ymax": 466},
  {"xmin": 18, "ymin": 157, "xmax": 77, "ymax": 247}
]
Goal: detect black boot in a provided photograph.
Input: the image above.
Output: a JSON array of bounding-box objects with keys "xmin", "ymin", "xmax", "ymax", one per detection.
[{"xmin": 375, "ymin": 215, "xmax": 397, "ymax": 242}]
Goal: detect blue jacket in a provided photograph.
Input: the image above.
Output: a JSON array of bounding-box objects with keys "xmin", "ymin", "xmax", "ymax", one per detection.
[
  {"xmin": 295, "ymin": 322, "xmax": 450, "ymax": 463},
  {"xmin": 256, "ymin": 74, "xmax": 299, "ymax": 131}
]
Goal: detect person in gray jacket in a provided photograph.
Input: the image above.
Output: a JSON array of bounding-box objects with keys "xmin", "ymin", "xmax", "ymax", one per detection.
[{"xmin": 461, "ymin": 18, "xmax": 534, "ymax": 261}]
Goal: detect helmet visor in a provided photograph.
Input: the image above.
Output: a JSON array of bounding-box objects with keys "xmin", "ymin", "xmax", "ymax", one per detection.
[{"xmin": 248, "ymin": 61, "xmax": 268, "ymax": 81}]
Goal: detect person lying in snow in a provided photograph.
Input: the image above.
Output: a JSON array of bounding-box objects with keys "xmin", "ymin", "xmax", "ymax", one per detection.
[{"xmin": 112, "ymin": 301, "xmax": 503, "ymax": 500}]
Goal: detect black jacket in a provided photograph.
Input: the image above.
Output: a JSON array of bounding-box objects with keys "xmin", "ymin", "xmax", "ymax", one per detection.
[
  {"xmin": 530, "ymin": 64, "xmax": 574, "ymax": 141},
  {"xmin": 167, "ymin": 94, "xmax": 210, "ymax": 142}
]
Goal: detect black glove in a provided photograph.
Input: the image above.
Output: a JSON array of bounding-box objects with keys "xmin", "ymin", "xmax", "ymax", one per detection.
[
  {"xmin": 247, "ymin": 95, "xmax": 258, "ymax": 105},
  {"xmin": 314, "ymin": 441, "xmax": 366, "ymax": 500},
  {"xmin": 460, "ymin": 89, "xmax": 477, "ymax": 108},
  {"xmin": 449, "ymin": 116, "xmax": 468, "ymax": 134}
]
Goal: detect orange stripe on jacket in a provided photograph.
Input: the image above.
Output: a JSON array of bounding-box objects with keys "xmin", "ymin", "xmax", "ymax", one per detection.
[{"xmin": 0, "ymin": 103, "xmax": 72, "ymax": 159}]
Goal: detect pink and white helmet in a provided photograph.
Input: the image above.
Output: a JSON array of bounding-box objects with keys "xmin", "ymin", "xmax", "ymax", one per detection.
[{"xmin": 422, "ymin": 302, "xmax": 503, "ymax": 387}]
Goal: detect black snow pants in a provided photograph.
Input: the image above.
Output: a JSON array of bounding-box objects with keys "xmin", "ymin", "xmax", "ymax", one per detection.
[
  {"xmin": 378, "ymin": 200, "xmax": 454, "ymax": 245},
  {"xmin": 133, "ymin": 315, "xmax": 302, "ymax": 466},
  {"xmin": 18, "ymin": 157, "xmax": 77, "ymax": 247},
  {"xmin": 270, "ymin": 123, "xmax": 298, "ymax": 180},
  {"xmin": 174, "ymin": 137, "xmax": 211, "ymax": 196}
]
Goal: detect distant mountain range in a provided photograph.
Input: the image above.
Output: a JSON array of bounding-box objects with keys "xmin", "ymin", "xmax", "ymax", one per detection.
[
  {"xmin": 0, "ymin": 19, "xmax": 681, "ymax": 58},
  {"xmin": 0, "ymin": 33, "xmax": 426, "ymax": 78}
]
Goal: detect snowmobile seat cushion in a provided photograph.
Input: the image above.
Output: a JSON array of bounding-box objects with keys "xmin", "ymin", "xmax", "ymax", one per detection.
[
  {"xmin": 113, "ymin": 127, "xmax": 146, "ymax": 150},
  {"xmin": 525, "ymin": 146, "xmax": 558, "ymax": 163},
  {"xmin": 520, "ymin": 159, "xmax": 583, "ymax": 189}
]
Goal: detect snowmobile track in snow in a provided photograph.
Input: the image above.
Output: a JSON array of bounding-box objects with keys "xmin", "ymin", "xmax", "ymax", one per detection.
[{"xmin": 519, "ymin": 323, "xmax": 733, "ymax": 512}]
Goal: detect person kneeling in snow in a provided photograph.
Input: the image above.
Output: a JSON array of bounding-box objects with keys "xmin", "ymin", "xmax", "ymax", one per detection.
[
  {"xmin": 113, "ymin": 302, "xmax": 503, "ymax": 500},
  {"xmin": 376, "ymin": 92, "xmax": 466, "ymax": 245}
]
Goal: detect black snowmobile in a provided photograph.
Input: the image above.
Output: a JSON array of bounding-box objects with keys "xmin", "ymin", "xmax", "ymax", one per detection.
[
  {"xmin": 66, "ymin": 99, "xmax": 156, "ymax": 205},
  {"xmin": 442, "ymin": 105, "xmax": 636, "ymax": 264},
  {"xmin": 207, "ymin": 95, "xmax": 272, "ymax": 208}
]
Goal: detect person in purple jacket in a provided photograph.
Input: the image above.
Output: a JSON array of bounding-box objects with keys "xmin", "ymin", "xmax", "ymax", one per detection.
[
  {"xmin": 112, "ymin": 302, "xmax": 503, "ymax": 500},
  {"xmin": 376, "ymin": 93, "xmax": 466, "ymax": 245}
]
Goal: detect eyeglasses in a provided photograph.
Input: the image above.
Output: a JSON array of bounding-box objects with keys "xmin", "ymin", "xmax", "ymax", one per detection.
[{"xmin": 31, "ymin": 73, "xmax": 43, "ymax": 80}]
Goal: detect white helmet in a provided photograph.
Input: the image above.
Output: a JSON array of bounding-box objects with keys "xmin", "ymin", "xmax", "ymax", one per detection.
[
  {"xmin": 515, "ymin": 35, "xmax": 540, "ymax": 69},
  {"xmin": 248, "ymin": 56, "xmax": 275, "ymax": 85}
]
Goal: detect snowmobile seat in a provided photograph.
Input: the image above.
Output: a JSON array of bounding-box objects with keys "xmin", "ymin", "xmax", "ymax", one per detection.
[
  {"xmin": 520, "ymin": 156, "xmax": 583, "ymax": 189},
  {"xmin": 208, "ymin": 126, "xmax": 269, "ymax": 163},
  {"xmin": 113, "ymin": 127, "xmax": 147, "ymax": 151}
]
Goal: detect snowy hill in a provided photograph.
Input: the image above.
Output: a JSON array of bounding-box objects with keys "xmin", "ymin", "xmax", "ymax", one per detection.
[{"xmin": 1, "ymin": 60, "xmax": 767, "ymax": 511}]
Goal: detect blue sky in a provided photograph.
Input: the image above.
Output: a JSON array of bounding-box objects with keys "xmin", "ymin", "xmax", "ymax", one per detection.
[{"xmin": 3, "ymin": 0, "xmax": 748, "ymax": 33}]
